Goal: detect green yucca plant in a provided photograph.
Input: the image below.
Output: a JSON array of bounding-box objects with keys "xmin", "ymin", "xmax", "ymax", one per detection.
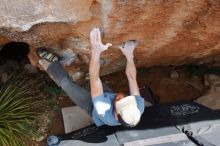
[{"xmin": 0, "ymin": 74, "xmax": 38, "ymax": 146}]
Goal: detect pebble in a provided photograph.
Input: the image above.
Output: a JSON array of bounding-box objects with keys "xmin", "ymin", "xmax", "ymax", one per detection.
[
  {"xmin": 170, "ymin": 71, "xmax": 179, "ymax": 79},
  {"xmin": 71, "ymin": 71, "xmax": 82, "ymax": 81}
]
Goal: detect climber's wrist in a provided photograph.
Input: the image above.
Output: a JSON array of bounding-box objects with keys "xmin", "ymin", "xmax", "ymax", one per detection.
[
  {"xmin": 91, "ymin": 51, "xmax": 101, "ymax": 60},
  {"xmin": 125, "ymin": 54, "xmax": 134, "ymax": 61}
]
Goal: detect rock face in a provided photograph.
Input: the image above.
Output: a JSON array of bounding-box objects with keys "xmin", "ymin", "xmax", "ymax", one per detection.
[
  {"xmin": 195, "ymin": 74, "xmax": 220, "ymax": 110},
  {"xmin": 0, "ymin": 0, "xmax": 220, "ymax": 78}
]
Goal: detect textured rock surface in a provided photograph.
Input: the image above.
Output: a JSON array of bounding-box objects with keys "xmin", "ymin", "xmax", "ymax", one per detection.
[
  {"xmin": 195, "ymin": 74, "xmax": 220, "ymax": 109},
  {"xmin": 0, "ymin": 0, "xmax": 220, "ymax": 78}
]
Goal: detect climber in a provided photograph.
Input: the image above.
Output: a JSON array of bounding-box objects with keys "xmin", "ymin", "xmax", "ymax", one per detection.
[
  {"xmin": 30, "ymin": 27, "xmax": 144, "ymax": 127},
  {"xmin": 89, "ymin": 28, "xmax": 144, "ymax": 127}
]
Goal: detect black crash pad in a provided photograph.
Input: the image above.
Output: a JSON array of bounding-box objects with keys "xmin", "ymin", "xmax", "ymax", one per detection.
[
  {"xmin": 59, "ymin": 133, "xmax": 119, "ymax": 146},
  {"xmin": 59, "ymin": 124, "xmax": 119, "ymax": 146},
  {"xmin": 155, "ymin": 101, "xmax": 220, "ymax": 135}
]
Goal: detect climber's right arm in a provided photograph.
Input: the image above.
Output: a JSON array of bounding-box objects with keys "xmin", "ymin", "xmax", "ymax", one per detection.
[{"xmin": 89, "ymin": 28, "xmax": 112, "ymax": 98}]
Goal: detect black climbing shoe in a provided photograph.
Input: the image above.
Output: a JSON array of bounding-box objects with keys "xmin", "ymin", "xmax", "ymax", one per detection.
[{"xmin": 37, "ymin": 47, "xmax": 59, "ymax": 62}]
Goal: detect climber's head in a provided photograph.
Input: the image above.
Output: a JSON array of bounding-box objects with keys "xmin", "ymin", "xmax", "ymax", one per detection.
[{"xmin": 114, "ymin": 93, "xmax": 141, "ymax": 127}]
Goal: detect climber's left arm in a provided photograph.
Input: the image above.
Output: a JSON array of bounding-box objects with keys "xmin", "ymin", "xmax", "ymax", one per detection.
[{"xmin": 118, "ymin": 41, "xmax": 140, "ymax": 96}]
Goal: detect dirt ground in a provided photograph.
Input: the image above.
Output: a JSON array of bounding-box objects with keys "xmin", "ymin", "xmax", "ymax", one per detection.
[
  {"xmin": 35, "ymin": 66, "xmax": 206, "ymax": 146},
  {"xmin": 102, "ymin": 66, "xmax": 204, "ymax": 103}
]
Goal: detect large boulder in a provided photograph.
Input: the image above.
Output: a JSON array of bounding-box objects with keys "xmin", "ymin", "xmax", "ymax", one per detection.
[{"xmin": 0, "ymin": 0, "xmax": 220, "ymax": 79}]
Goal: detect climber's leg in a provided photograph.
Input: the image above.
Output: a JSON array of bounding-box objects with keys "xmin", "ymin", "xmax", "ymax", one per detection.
[{"xmin": 38, "ymin": 48, "xmax": 92, "ymax": 115}]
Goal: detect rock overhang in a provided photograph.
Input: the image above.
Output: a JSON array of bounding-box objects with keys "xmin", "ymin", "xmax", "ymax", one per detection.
[{"xmin": 0, "ymin": 0, "xmax": 219, "ymax": 81}]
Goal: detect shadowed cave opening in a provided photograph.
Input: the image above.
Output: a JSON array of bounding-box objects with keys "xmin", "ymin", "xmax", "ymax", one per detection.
[
  {"xmin": 0, "ymin": 42, "xmax": 30, "ymax": 65},
  {"xmin": 0, "ymin": 42, "xmax": 40, "ymax": 84}
]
